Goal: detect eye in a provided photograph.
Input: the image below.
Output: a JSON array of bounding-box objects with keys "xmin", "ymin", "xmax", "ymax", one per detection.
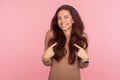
[
  {"xmin": 57, "ymin": 17, "xmax": 61, "ymax": 20},
  {"xmin": 64, "ymin": 16, "xmax": 69, "ymax": 19}
]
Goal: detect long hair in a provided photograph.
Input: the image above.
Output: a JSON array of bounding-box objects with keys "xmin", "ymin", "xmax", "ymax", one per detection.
[{"xmin": 48, "ymin": 5, "xmax": 88, "ymax": 64}]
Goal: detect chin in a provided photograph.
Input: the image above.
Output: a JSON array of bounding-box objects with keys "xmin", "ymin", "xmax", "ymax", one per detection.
[{"xmin": 62, "ymin": 28, "xmax": 72, "ymax": 31}]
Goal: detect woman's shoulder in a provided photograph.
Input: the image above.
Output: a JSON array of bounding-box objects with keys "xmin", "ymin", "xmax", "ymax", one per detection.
[
  {"xmin": 82, "ymin": 32, "xmax": 89, "ymax": 42},
  {"xmin": 46, "ymin": 30, "xmax": 54, "ymax": 38},
  {"xmin": 82, "ymin": 32, "xmax": 88, "ymax": 38}
]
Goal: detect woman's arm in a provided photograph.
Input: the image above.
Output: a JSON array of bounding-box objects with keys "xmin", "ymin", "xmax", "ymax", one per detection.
[
  {"xmin": 78, "ymin": 32, "xmax": 89, "ymax": 68},
  {"xmin": 42, "ymin": 30, "xmax": 54, "ymax": 66}
]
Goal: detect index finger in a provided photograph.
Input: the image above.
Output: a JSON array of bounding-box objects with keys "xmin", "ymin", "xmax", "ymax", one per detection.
[
  {"xmin": 50, "ymin": 42, "xmax": 57, "ymax": 48},
  {"xmin": 74, "ymin": 43, "xmax": 82, "ymax": 49}
]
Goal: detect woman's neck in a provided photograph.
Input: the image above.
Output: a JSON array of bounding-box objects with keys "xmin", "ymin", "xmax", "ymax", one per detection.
[{"xmin": 63, "ymin": 29, "xmax": 71, "ymax": 41}]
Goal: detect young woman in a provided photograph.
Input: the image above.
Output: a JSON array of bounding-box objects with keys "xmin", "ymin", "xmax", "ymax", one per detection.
[{"xmin": 42, "ymin": 4, "xmax": 89, "ymax": 80}]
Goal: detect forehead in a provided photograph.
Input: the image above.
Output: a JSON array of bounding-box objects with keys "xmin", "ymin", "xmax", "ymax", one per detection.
[{"xmin": 57, "ymin": 9, "xmax": 71, "ymax": 16}]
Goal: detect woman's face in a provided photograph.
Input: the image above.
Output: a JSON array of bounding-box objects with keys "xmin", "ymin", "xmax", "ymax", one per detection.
[{"xmin": 57, "ymin": 9, "xmax": 74, "ymax": 31}]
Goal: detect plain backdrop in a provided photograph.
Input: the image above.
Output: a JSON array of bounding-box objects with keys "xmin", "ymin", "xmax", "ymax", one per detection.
[{"xmin": 0, "ymin": 0, "xmax": 120, "ymax": 80}]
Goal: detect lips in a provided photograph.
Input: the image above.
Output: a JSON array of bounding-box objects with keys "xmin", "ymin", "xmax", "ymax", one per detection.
[{"xmin": 61, "ymin": 23, "xmax": 68, "ymax": 27}]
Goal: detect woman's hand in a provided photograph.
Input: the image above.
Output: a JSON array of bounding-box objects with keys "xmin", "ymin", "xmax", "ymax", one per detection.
[
  {"xmin": 43, "ymin": 42, "xmax": 57, "ymax": 61},
  {"xmin": 74, "ymin": 43, "xmax": 89, "ymax": 60}
]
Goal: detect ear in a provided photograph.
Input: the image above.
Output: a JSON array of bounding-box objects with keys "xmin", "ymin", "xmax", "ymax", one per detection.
[{"xmin": 72, "ymin": 20, "xmax": 74, "ymax": 23}]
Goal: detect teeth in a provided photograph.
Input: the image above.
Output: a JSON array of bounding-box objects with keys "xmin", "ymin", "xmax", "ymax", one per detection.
[
  {"xmin": 61, "ymin": 25, "xmax": 67, "ymax": 28},
  {"xmin": 62, "ymin": 24, "xmax": 67, "ymax": 26},
  {"xmin": 60, "ymin": 23, "xmax": 68, "ymax": 28},
  {"xmin": 62, "ymin": 25, "xmax": 66, "ymax": 26}
]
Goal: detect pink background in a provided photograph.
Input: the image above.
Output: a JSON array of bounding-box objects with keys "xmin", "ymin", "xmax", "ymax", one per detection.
[{"xmin": 0, "ymin": 0, "xmax": 120, "ymax": 80}]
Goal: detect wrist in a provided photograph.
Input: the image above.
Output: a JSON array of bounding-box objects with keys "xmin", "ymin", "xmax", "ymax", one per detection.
[{"xmin": 81, "ymin": 58, "xmax": 89, "ymax": 64}]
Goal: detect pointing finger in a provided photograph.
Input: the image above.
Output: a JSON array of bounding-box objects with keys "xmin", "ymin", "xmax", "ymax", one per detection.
[
  {"xmin": 74, "ymin": 43, "xmax": 82, "ymax": 49},
  {"xmin": 50, "ymin": 42, "xmax": 57, "ymax": 48}
]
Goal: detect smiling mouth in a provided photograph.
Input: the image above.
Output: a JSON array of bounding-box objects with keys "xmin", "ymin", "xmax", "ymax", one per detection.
[
  {"xmin": 61, "ymin": 24, "xmax": 67, "ymax": 27},
  {"xmin": 61, "ymin": 25, "xmax": 67, "ymax": 29}
]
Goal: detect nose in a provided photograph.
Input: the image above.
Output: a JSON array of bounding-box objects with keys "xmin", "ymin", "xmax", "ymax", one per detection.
[{"xmin": 60, "ymin": 18, "xmax": 65, "ymax": 23}]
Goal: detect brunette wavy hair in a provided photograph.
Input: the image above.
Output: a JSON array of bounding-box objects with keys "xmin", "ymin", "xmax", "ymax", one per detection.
[{"xmin": 48, "ymin": 5, "xmax": 88, "ymax": 64}]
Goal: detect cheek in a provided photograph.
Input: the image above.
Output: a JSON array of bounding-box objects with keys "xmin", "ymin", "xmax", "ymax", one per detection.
[
  {"xmin": 70, "ymin": 20, "xmax": 74, "ymax": 25},
  {"xmin": 57, "ymin": 21, "xmax": 61, "ymax": 27},
  {"xmin": 57, "ymin": 21, "xmax": 60, "ymax": 26}
]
